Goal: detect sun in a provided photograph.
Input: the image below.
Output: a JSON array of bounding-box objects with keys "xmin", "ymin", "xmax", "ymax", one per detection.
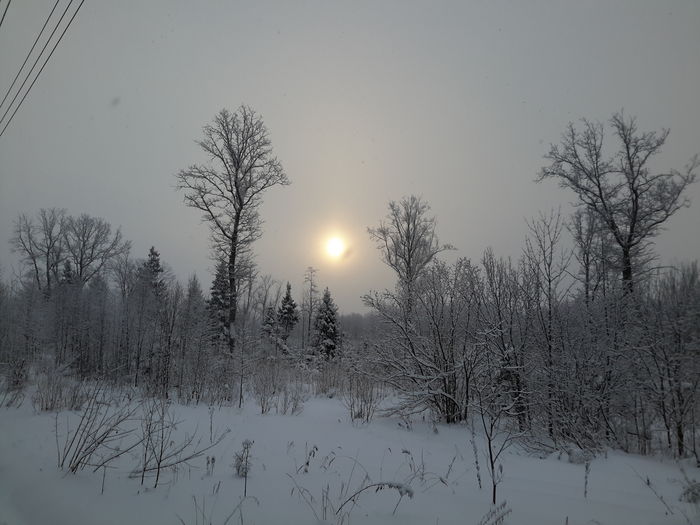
[{"xmin": 326, "ymin": 237, "xmax": 346, "ymax": 259}]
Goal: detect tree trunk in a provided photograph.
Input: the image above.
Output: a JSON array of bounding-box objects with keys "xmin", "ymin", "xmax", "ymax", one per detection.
[
  {"xmin": 621, "ymin": 247, "xmax": 633, "ymax": 293},
  {"xmin": 677, "ymin": 420, "xmax": 685, "ymax": 457},
  {"xmin": 227, "ymin": 219, "xmax": 240, "ymax": 356}
]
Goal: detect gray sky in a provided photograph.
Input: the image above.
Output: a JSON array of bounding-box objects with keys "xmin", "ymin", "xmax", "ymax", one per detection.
[{"xmin": 1, "ymin": 1, "xmax": 699, "ymax": 312}]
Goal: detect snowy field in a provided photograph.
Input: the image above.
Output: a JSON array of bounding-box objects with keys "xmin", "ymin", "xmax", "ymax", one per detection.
[{"xmin": 0, "ymin": 392, "xmax": 697, "ymax": 525}]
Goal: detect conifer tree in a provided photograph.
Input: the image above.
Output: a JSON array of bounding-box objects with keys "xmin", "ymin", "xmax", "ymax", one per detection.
[
  {"xmin": 277, "ymin": 282, "xmax": 299, "ymax": 345},
  {"xmin": 133, "ymin": 247, "xmax": 168, "ymax": 391},
  {"xmin": 262, "ymin": 305, "xmax": 280, "ymax": 353},
  {"xmin": 138, "ymin": 247, "xmax": 166, "ymax": 297},
  {"xmin": 208, "ymin": 259, "xmax": 230, "ymax": 346},
  {"xmin": 313, "ymin": 287, "xmax": 340, "ymax": 359}
]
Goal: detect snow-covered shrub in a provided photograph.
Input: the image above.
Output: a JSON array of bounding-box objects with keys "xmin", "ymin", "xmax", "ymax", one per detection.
[
  {"xmin": 134, "ymin": 397, "xmax": 228, "ymax": 488},
  {"xmin": 56, "ymin": 381, "xmax": 138, "ymax": 474},
  {"xmin": 251, "ymin": 357, "xmax": 279, "ymax": 414},
  {"xmin": 276, "ymin": 366, "xmax": 307, "ymax": 415},
  {"xmin": 0, "ymin": 357, "xmax": 27, "ymax": 407},
  {"xmin": 233, "ymin": 439, "xmax": 253, "ymax": 478},
  {"xmin": 342, "ymin": 367, "xmax": 384, "ymax": 424},
  {"xmin": 233, "ymin": 439, "xmax": 253, "ymax": 497},
  {"xmin": 32, "ymin": 366, "xmax": 85, "ymax": 412},
  {"xmin": 312, "ymin": 358, "xmax": 344, "ymax": 397}
]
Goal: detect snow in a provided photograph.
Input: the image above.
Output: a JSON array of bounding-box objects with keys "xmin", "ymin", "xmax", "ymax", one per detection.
[{"xmin": 0, "ymin": 395, "xmax": 697, "ymax": 525}]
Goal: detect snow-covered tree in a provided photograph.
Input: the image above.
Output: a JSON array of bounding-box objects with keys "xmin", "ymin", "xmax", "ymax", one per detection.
[
  {"xmin": 277, "ymin": 282, "xmax": 299, "ymax": 346},
  {"xmin": 539, "ymin": 111, "xmax": 698, "ymax": 292},
  {"xmin": 63, "ymin": 213, "xmax": 131, "ymax": 286},
  {"xmin": 175, "ymin": 106, "xmax": 290, "ymax": 355},
  {"xmin": 301, "ymin": 267, "xmax": 318, "ymax": 348},
  {"xmin": 208, "ymin": 259, "xmax": 230, "ymax": 347},
  {"xmin": 368, "ymin": 196, "xmax": 453, "ymax": 316},
  {"xmin": 314, "ymin": 288, "xmax": 340, "ymax": 359}
]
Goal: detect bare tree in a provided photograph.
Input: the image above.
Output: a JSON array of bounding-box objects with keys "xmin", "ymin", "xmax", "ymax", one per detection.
[
  {"xmin": 11, "ymin": 208, "xmax": 66, "ymax": 295},
  {"xmin": 63, "ymin": 214, "xmax": 131, "ymax": 286},
  {"xmin": 539, "ymin": 111, "xmax": 698, "ymax": 292},
  {"xmin": 302, "ymin": 266, "xmax": 318, "ymax": 348},
  {"xmin": 368, "ymin": 196, "xmax": 453, "ymax": 315},
  {"xmin": 176, "ymin": 106, "xmax": 289, "ymax": 355},
  {"xmin": 523, "ymin": 209, "xmax": 573, "ymax": 439},
  {"xmin": 363, "ymin": 258, "xmax": 481, "ymax": 422}
]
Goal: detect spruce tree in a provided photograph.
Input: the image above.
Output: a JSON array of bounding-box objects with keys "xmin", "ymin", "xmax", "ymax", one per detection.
[
  {"xmin": 313, "ymin": 287, "xmax": 340, "ymax": 359},
  {"xmin": 277, "ymin": 282, "xmax": 299, "ymax": 345},
  {"xmin": 134, "ymin": 247, "xmax": 168, "ymax": 392},
  {"xmin": 262, "ymin": 304, "xmax": 280, "ymax": 353},
  {"xmin": 136, "ymin": 247, "xmax": 167, "ymax": 305},
  {"xmin": 208, "ymin": 259, "xmax": 230, "ymax": 346}
]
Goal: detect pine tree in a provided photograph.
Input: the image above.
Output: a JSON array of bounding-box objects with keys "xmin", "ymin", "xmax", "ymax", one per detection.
[
  {"xmin": 208, "ymin": 259, "xmax": 230, "ymax": 346},
  {"xmin": 136, "ymin": 247, "xmax": 167, "ymax": 306},
  {"xmin": 277, "ymin": 282, "xmax": 299, "ymax": 345},
  {"xmin": 314, "ymin": 287, "xmax": 340, "ymax": 359},
  {"xmin": 133, "ymin": 247, "xmax": 168, "ymax": 392},
  {"xmin": 262, "ymin": 304, "xmax": 280, "ymax": 353}
]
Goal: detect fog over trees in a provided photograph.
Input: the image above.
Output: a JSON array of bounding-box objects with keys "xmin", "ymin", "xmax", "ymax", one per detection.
[{"xmin": 0, "ymin": 108, "xmax": 698, "ymax": 520}]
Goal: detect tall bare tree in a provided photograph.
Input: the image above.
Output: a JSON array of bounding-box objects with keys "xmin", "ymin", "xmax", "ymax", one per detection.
[
  {"xmin": 11, "ymin": 208, "xmax": 66, "ymax": 295},
  {"xmin": 539, "ymin": 111, "xmax": 698, "ymax": 292},
  {"xmin": 302, "ymin": 266, "xmax": 318, "ymax": 348},
  {"xmin": 368, "ymin": 195, "xmax": 452, "ymax": 316},
  {"xmin": 63, "ymin": 213, "xmax": 131, "ymax": 286},
  {"xmin": 176, "ymin": 106, "xmax": 289, "ymax": 354}
]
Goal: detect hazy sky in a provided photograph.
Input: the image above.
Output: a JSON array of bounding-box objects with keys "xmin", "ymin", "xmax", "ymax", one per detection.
[{"xmin": 1, "ymin": 1, "xmax": 699, "ymax": 312}]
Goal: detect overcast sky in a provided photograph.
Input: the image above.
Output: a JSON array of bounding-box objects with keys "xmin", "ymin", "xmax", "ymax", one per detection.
[{"xmin": 1, "ymin": 1, "xmax": 699, "ymax": 312}]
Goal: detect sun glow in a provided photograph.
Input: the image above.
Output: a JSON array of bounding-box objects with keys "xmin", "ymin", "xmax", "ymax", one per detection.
[{"xmin": 326, "ymin": 236, "xmax": 346, "ymax": 259}]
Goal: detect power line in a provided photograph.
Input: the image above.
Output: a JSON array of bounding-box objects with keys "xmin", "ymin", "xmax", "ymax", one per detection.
[
  {"xmin": 0, "ymin": 0, "xmax": 74, "ymax": 129},
  {"xmin": 0, "ymin": 0, "xmax": 11, "ymax": 30},
  {"xmin": 0, "ymin": 0, "xmax": 85, "ymax": 139},
  {"xmin": 0, "ymin": 0, "xmax": 86, "ymax": 139},
  {"xmin": 0, "ymin": 0, "xmax": 61, "ymax": 113}
]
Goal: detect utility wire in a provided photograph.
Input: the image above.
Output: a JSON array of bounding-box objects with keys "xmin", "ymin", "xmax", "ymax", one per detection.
[
  {"xmin": 0, "ymin": 0, "xmax": 11, "ymax": 30},
  {"xmin": 0, "ymin": 0, "xmax": 79, "ymax": 134},
  {"xmin": 0, "ymin": 0, "xmax": 61, "ymax": 113},
  {"xmin": 0, "ymin": 0, "xmax": 86, "ymax": 139}
]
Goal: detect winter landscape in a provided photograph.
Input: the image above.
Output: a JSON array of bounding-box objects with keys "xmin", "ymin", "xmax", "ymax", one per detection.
[{"xmin": 1, "ymin": 2, "xmax": 699, "ymax": 524}]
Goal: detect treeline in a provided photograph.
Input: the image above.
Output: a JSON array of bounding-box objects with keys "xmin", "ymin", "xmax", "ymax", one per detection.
[
  {"xmin": 0, "ymin": 217, "xmax": 344, "ymax": 405},
  {"xmin": 365, "ymin": 204, "xmax": 699, "ymax": 459},
  {"xmin": 0, "ymin": 107, "xmax": 698, "ymax": 464},
  {"xmin": 359, "ymin": 111, "xmax": 699, "ymax": 460}
]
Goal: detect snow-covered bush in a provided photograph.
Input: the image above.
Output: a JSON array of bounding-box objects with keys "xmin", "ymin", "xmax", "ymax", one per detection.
[
  {"xmin": 251, "ymin": 358, "xmax": 278, "ymax": 414},
  {"xmin": 233, "ymin": 439, "xmax": 253, "ymax": 497},
  {"xmin": 0, "ymin": 357, "xmax": 27, "ymax": 407},
  {"xmin": 233, "ymin": 439, "xmax": 253, "ymax": 476},
  {"xmin": 134, "ymin": 397, "xmax": 228, "ymax": 488},
  {"xmin": 311, "ymin": 358, "xmax": 344, "ymax": 398},
  {"xmin": 32, "ymin": 367, "xmax": 85, "ymax": 412},
  {"xmin": 276, "ymin": 366, "xmax": 307, "ymax": 415},
  {"xmin": 56, "ymin": 381, "xmax": 138, "ymax": 474},
  {"xmin": 341, "ymin": 351, "xmax": 385, "ymax": 424}
]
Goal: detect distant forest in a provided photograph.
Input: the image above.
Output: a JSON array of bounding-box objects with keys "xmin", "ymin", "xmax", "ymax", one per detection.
[{"xmin": 1, "ymin": 107, "xmax": 698, "ymax": 464}]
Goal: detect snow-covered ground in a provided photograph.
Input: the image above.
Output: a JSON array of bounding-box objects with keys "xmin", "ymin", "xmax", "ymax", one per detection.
[{"xmin": 0, "ymin": 393, "xmax": 697, "ymax": 525}]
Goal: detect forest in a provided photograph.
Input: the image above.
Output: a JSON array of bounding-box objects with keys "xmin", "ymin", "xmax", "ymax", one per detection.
[{"xmin": 1, "ymin": 106, "xmax": 699, "ymax": 523}]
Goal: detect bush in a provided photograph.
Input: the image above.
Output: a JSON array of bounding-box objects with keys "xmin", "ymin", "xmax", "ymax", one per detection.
[
  {"xmin": 251, "ymin": 358, "xmax": 279, "ymax": 414},
  {"xmin": 0, "ymin": 357, "xmax": 28, "ymax": 407},
  {"xmin": 343, "ymin": 370, "xmax": 384, "ymax": 423},
  {"xmin": 32, "ymin": 367, "xmax": 86, "ymax": 412}
]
